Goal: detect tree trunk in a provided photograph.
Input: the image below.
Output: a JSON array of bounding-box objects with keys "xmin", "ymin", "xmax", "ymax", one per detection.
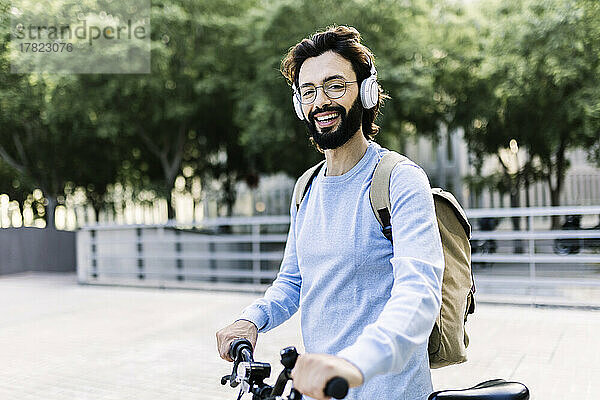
[
  {"xmin": 550, "ymin": 185, "xmax": 562, "ymax": 230},
  {"xmin": 216, "ymin": 174, "xmax": 236, "ymax": 234},
  {"xmin": 92, "ymin": 205, "xmax": 101, "ymax": 225},
  {"xmin": 549, "ymin": 136, "xmax": 568, "ymax": 230},
  {"xmin": 46, "ymin": 195, "xmax": 57, "ymax": 230},
  {"xmin": 548, "ymin": 166, "xmax": 566, "ymax": 230},
  {"xmin": 167, "ymin": 189, "xmax": 176, "ymax": 221},
  {"xmin": 138, "ymin": 127, "xmax": 186, "ymax": 223},
  {"xmin": 163, "ymin": 154, "xmax": 183, "ymax": 223},
  {"xmin": 224, "ymin": 176, "xmax": 236, "ymax": 218},
  {"xmin": 162, "ymin": 159, "xmax": 180, "ymax": 222},
  {"xmin": 510, "ymin": 186, "xmax": 524, "ymax": 253},
  {"xmin": 510, "ymin": 188, "xmax": 521, "ymax": 229}
]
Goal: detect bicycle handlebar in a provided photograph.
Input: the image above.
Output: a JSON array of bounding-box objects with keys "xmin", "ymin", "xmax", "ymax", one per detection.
[
  {"xmin": 324, "ymin": 376, "xmax": 349, "ymax": 399},
  {"xmin": 229, "ymin": 338, "xmax": 254, "ymax": 362},
  {"xmin": 223, "ymin": 339, "xmax": 349, "ymax": 399}
]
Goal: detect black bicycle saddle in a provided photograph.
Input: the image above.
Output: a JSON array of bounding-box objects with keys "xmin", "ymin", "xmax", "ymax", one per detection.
[{"xmin": 429, "ymin": 379, "xmax": 529, "ymax": 400}]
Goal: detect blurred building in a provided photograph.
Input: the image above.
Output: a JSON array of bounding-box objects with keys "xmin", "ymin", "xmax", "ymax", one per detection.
[
  {"xmin": 202, "ymin": 173, "xmax": 295, "ymax": 218},
  {"xmin": 223, "ymin": 128, "xmax": 600, "ymax": 217},
  {"xmin": 403, "ymin": 127, "xmax": 600, "ymax": 209}
]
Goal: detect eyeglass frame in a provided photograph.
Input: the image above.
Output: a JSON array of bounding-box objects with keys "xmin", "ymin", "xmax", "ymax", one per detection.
[{"xmin": 294, "ymin": 78, "xmax": 358, "ymax": 105}]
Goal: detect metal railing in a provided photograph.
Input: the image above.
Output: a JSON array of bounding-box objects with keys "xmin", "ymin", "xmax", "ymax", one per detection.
[
  {"xmin": 77, "ymin": 216, "xmax": 290, "ymax": 291},
  {"xmin": 468, "ymin": 206, "xmax": 600, "ymax": 277},
  {"xmin": 77, "ymin": 206, "xmax": 600, "ymax": 303}
]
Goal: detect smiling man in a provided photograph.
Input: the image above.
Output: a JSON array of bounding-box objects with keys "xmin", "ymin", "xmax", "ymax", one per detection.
[{"xmin": 217, "ymin": 26, "xmax": 444, "ymax": 400}]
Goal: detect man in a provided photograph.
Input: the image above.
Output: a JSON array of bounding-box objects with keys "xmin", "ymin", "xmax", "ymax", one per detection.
[{"xmin": 216, "ymin": 25, "xmax": 444, "ymax": 400}]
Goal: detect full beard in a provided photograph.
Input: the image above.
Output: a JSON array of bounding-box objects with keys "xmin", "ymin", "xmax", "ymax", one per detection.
[{"xmin": 306, "ymin": 98, "xmax": 363, "ymax": 150}]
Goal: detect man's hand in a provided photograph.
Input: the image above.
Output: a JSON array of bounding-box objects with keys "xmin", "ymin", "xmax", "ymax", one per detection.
[
  {"xmin": 291, "ymin": 353, "xmax": 364, "ymax": 400},
  {"xmin": 216, "ymin": 319, "xmax": 258, "ymax": 362}
]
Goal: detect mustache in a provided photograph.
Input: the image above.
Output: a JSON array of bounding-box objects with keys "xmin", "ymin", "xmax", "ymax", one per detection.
[{"xmin": 308, "ymin": 105, "xmax": 346, "ymax": 121}]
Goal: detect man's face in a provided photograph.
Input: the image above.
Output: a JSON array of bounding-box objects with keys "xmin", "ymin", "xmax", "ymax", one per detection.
[{"xmin": 297, "ymin": 51, "xmax": 363, "ymax": 150}]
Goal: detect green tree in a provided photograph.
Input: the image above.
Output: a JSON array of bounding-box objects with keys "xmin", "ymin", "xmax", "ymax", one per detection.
[
  {"xmin": 441, "ymin": 0, "xmax": 600, "ymax": 226},
  {"xmin": 0, "ymin": 73, "xmax": 124, "ymax": 228},
  {"xmin": 82, "ymin": 0, "xmax": 261, "ymax": 218},
  {"xmin": 1, "ymin": 0, "xmax": 128, "ymax": 228}
]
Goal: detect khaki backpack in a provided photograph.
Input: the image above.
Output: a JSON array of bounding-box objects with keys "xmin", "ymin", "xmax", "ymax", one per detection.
[{"xmin": 294, "ymin": 151, "xmax": 475, "ymax": 369}]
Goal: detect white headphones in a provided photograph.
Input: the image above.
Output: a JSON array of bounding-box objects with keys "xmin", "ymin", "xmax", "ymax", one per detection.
[{"xmin": 292, "ymin": 57, "xmax": 379, "ymax": 121}]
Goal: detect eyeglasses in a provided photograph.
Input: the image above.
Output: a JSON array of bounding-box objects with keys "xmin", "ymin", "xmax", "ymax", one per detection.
[{"xmin": 295, "ymin": 79, "xmax": 357, "ymax": 105}]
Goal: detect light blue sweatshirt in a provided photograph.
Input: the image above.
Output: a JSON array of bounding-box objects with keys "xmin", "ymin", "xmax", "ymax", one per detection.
[{"xmin": 239, "ymin": 141, "xmax": 444, "ymax": 400}]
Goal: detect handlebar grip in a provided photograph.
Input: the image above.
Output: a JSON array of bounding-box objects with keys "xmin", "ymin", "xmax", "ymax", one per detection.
[
  {"xmin": 324, "ymin": 377, "xmax": 349, "ymax": 399},
  {"xmin": 229, "ymin": 338, "xmax": 254, "ymax": 362}
]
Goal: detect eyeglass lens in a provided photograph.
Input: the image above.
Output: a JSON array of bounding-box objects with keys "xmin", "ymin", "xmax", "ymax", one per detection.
[{"xmin": 299, "ymin": 79, "xmax": 348, "ymax": 104}]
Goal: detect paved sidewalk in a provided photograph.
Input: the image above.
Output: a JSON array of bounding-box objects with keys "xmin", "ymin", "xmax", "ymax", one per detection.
[{"xmin": 1, "ymin": 273, "xmax": 598, "ymax": 399}]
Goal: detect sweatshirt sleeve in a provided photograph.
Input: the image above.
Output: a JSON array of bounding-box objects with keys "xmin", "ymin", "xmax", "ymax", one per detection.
[
  {"xmin": 336, "ymin": 161, "xmax": 444, "ymax": 382},
  {"xmin": 238, "ymin": 187, "xmax": 302, "ymax": 333}
]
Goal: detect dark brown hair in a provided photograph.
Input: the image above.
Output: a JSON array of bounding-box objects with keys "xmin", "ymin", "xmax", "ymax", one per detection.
[{"xmin": 281, "ymin": 25, "xmax": 388, "ymax": 140}]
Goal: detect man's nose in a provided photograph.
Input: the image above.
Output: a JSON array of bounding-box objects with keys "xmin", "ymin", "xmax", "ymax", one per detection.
[{"xmin": 313, "ymin": 87, "xmax": 331, "ymax": 109}]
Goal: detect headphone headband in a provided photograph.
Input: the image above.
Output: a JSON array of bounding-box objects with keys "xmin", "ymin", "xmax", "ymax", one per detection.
[{"xmin": 366, "ymin": 56, "xmax": 377, "ymax": 77}]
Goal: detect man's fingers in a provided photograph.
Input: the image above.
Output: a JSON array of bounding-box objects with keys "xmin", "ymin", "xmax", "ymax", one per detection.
[
  {"xmin": 220, "ymin": 347, "xmax": 232, "ymax": 362},
  {"xmin": 216, "ymin": 320, "xmax": 258, "ymax": 362},
  {"xmin": 221, "ymin": 351, "xmax": 232, "ymax": 362},
  {"xmin": 219, "ymin": 338, "xmax": 233, "ymax": 361},
  {"xmin": 216, "ymin": 330, "xmax": 233, "ymax": 361},
  {"xmin": 224, "ymin": 343, "xmax": 233, "ymax": 362}
]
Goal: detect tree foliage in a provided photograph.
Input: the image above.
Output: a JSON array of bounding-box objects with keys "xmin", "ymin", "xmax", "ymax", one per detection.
[
  {"xmin": 437, "ymin": 0, "xmax": 600, "ymax": 221},
  {"xmin": 1, "ymin": 0, "xmax": 598, "ymax": 228}
]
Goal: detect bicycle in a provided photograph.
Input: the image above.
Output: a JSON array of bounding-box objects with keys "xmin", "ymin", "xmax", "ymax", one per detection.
[
  {"xmin": 553, "ymin": 214, "xmax": 600, "ymax": 255},
  {"xmin": 221, "ymin": 338, "xmax": 530, "ymax": 400},
  {"xmin": 471, "ymin": 217, "xmax": 499, "ymax": 269}
]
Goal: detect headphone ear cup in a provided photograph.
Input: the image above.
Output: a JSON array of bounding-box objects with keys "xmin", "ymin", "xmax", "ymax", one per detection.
[
  {"xmin": 360, "ymin": 76, "xmax": 378, "ymax": 109},
  {"xmin": 293, "ymin": 94, "xmax": 304, "ymax": 120}
]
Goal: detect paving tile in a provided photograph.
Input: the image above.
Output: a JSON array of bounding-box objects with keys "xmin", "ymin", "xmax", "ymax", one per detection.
[{"xmin": 0, "ymin": 273, "xmax": 598, "ymax": 399}]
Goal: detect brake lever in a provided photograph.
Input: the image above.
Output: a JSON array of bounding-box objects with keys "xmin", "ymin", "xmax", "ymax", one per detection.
[
  {"xmin": 221, "ymin": 374, "xmax": 231, "ymax": 385},
  {"xmin": 221, "ymin": 375, "xmax": 243, "ymax": 389},
  {"xmin": 230, "ymin": 360, "xmax": 241, "ymax": 388},
  {"xmin": 222, "ymin": 369, "xmax": 246, "ymax": 400}
]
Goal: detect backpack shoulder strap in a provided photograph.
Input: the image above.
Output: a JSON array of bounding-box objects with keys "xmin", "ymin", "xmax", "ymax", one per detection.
[
  {"xmin": 370, "ymin": 151, "xmax": 407, "ymax": 241},
  {"xmin": 294, "ymin": 160, "xmax": 326, "ymax": 211}
]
